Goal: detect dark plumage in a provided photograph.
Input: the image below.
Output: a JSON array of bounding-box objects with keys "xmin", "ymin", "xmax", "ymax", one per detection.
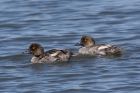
[
  {"xmin": 75, "ymin": 35, "xmax": 124, "ymax": 55},
  {"xmin": 23, "ymin": 43, "xmax": 73, "ymax": 63}
]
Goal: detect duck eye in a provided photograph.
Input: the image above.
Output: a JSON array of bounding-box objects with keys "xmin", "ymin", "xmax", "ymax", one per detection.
[
  {"xmin": 32, "ymin": 47, "xmax": 35, "ymax": 50},
  {"xmin": 85, "ymin": 39, "xmax": 87, "ymax": 41}
]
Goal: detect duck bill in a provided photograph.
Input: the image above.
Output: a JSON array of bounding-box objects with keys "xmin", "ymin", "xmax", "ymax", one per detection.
[
  {"xmin": 23, "ymin": 49, "xmax": 30, "ymax": 54},
  {"xmin": 75, "ymin": 42, "xmax": 83, "ymax": 46}
]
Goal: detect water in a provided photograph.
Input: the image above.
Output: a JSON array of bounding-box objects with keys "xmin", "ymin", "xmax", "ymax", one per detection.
[{"xmin": 0, "ymin": 0, "xmax": 140, "ymax": 93}]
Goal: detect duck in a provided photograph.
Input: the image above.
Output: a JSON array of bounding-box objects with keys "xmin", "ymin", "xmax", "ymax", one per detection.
[
  {"xmin": 75, "ymin": 35, "xmax": 124, "ymax": 55},
  {"xmin": 23, "ymin": 43, "xmax": 73, "ymax": 63}
]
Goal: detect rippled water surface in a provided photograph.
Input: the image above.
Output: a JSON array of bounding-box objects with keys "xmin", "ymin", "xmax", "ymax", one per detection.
[{"xmin": 0, "ymin": 0, "xmax": 140, "ymax": 93}]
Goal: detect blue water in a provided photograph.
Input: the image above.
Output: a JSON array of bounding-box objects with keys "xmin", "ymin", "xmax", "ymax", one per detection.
[{"xmin": 0, "ymin": 0, "xmax": 140, "ymax": 93}]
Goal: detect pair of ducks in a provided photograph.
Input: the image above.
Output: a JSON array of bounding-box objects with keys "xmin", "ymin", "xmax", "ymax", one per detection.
[{"xmin": 23, "ymin": 35, "xmax": 124, "ymax": 63}]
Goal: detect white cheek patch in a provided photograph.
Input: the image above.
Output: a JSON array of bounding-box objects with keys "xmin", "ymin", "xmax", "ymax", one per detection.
[{"xmin": 98, "ymin": 46, "xmax": 108, "ymax": 50}]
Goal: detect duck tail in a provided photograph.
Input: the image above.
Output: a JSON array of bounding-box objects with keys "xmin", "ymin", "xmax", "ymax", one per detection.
[
  {"xmin": 106, "ymin": 47, "xmax": 124, "ymax": 55},
  {"xmin": 71, "ymin": 53, "xmax": 79, "ymax": 57},
  {"xmin": 112, "ymin": 48, "xmax": 124, "ymax": 54},
  {"xmin": 115, "ymin": 48, "xmax": 125, "ymax": 52}
]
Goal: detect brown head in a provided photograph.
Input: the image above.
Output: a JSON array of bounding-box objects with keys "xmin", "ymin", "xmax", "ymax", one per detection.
[
  {"xmin": 23, "ymin": 43, "xmax": 44, "ymax": 57},
  {"xmin": 75, "ymin": 35, "xmax": 95, "ymax": 47}
]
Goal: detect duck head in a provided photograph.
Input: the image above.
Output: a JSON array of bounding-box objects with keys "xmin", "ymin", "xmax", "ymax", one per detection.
[
  {"xmin": 23, "ymin": 43, "xmax": 44, "ymax": 57},
  {"xmin": 75, "ymin": 35, "xmax": 95, "ymax": 47}
]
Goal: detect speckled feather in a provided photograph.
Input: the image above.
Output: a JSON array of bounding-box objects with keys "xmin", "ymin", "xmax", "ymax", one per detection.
[
  {"xmin": 76, "ymin": 35, "xmax": 124, "ymax": 55},
  {"xmin": 24, "ymin": 43, "xmax": 72, "ymax": 63}
]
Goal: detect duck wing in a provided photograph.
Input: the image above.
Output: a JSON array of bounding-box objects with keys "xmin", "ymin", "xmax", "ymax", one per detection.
[
  {"xmin": 96, "ymin": 44, "xmax": 124, "ymax": 55},
  {"xmin": 44, "ymin": 49, "xmax": 72, "ymax": 62}
]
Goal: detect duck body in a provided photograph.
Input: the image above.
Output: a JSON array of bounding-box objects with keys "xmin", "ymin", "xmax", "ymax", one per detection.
[
  {"xmin": 23, "ymin": 43, "xmax": 72, "ymax": 63},
  {"xmin": 31, "ymin": 49, "xmax": 72, "ymax": 63},
  {"xmin": 78, "ymin": 44, "xmax": 123, "ymax": 55},
  {"xmin": 76, "ymin": 35, "xmax": 124, "ymax": 56}
]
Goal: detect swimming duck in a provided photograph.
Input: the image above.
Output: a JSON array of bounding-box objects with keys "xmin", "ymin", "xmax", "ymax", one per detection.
[
  {"xmin": 75, "ymin": 35, "xmax": 124, "ymax": 55},
  {"xmin": 23, "ymin": 43, "xmax": 73, "ymax": 63}
]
